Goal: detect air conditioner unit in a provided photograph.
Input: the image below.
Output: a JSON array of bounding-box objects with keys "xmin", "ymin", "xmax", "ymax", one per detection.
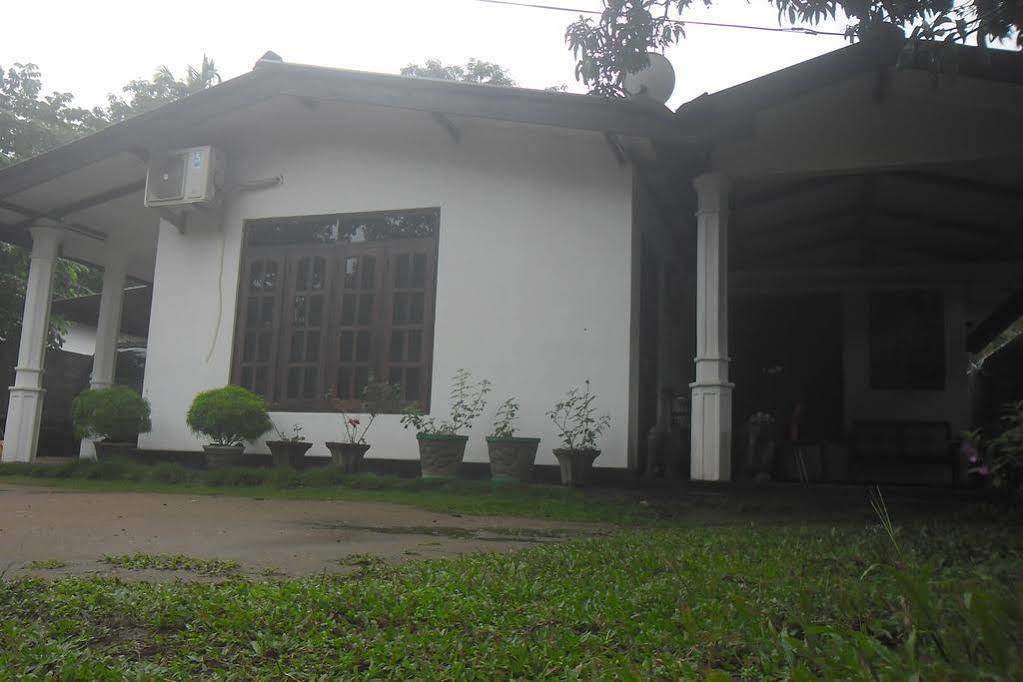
[{"xmin": 144, "ymin": 146, "xmax": 222, "ymax": 207}]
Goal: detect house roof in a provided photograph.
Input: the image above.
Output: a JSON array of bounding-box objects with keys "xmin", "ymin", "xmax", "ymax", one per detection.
[
  {"xmin": 0, "ymin": 56, "xmax": 684, "ymax": 204},
  {"xmin": 674, "ymin": 34, "xmax": 1023, "ymax": 142}
]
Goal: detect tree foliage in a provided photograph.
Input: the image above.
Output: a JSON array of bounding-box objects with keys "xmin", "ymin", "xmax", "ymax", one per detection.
[
  {"xmin": 401, "ymin": 58, "xmax": 517, "ymax": 86},
  {"xmin": 566, "ymin": 0, "xmax": 1022, "ymax": 96}
]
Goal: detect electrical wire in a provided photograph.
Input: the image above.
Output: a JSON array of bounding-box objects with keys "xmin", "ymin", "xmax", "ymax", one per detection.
[{"xmin": 474, "ymin": 0, "xmax": 848, "ymax": 36}]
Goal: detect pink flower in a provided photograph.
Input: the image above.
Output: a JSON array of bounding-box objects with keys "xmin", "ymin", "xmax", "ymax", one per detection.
[{"xmin": 348, "ymin": 418, "xmax": 360, "ymax": 427}]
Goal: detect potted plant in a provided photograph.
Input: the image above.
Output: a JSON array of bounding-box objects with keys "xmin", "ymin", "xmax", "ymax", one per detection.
[
  {"xmin": 71, "ymin": 386, "xmax": 152, "ymax": 460},
  {"xmin": 325, "ymin": 381, "xmax": 400, "ymax": 473},
  {"xmin": 266, "ymin": 423, "xmax": 312, "ymax": 468},
  {"xmin": 401, "ymin": 369, "xmax": 491, "ymax": 478},
  {"xmin": 186, "ymin": 385, "xmax": 272, "ymax": 467},
  {"xmin": 547, "ymin": 381, "xmax": 611, "ymax": 487},
  {"xmin": 485, "ymin": 397, "xmax": 540, "ymax": 483}
]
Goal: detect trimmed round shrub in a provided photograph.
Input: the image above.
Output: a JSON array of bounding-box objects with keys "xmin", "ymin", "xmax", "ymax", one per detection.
[
  {"xmin": 186, "ymin": 385, "xmax": 271, "ymax": 447},
  {"xmin": 71, "ymin": 386, "xmax": 152, "ymax": 442}
]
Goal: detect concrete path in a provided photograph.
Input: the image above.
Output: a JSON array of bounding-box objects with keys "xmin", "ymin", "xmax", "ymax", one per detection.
[{"xmin": 0, "ymin": 485, "xmax": 602, "ymax": 580}]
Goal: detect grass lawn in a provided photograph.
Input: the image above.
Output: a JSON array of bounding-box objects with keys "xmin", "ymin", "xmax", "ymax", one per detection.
[
  {"xmin": 1, "ymin": 461, "xmax": 1022, "ymax": 678},
  {"xmin": 2, "ymin": 524, "xmax": 1021, "ymax": 678}
]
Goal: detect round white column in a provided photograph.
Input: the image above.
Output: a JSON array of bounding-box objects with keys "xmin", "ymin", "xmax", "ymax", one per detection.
[
  {"xmin": 690, "ymin": 171, "xmax": 733, "ymax": 481},
  {"xmin": 3, "ymin": 222, "xmax": 64, "ymax": 463}
]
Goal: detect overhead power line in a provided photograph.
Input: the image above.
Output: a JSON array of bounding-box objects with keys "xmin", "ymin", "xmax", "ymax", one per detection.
[{"xmin": 474, "ymin": 0, "xmax": 848, "ymax": 36}]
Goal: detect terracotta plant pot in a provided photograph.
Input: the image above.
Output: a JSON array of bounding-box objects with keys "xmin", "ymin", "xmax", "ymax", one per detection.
[
  {"xmin": 203, "ymin": 444, "xmax": 245, "ymax": 468},
  {"xmin": 93, "ymin": 440, "xmax": 137, "ymax": 461},
  {"xmin": 485, "ymin": 437, "xmax": 541, "ymax": 482},
  {"xmin": 552, "ymin": 448, "xmax": 600, "ymax": 487},
  {"xmin": 416, "ymin": 434, "xmax": 469, "ymax": 478},
  {"xmin": 325, "ymin": 442, "xmax": 371, "ymax": 473},
  {"xmin": 266, "ymin": 440, "xmax": 313, "ymax": 468}
]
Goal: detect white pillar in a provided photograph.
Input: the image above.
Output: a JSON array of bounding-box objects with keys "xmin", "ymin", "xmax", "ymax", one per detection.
[
  {"xmin": 690, "ymin": 172, "xmax": 733, "ymax": 481},
  {"xmin": 79, "ymin": 256, "xmax": 128, "ymax": 459},
  {"xmin": 3, "ymin": 223, "xmax": 64, "ymax": 463}
]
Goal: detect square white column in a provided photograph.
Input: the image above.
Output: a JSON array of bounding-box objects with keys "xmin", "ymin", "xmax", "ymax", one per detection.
[
  {"xmin": 3, "ymin": 223, "xmax": 64, "ymax": 463},
  {"xmin": 690, "ymin": 171, "xmax": 733, "ymax": 481},
  {"xmin": 79, "ymin": 255, "xmax": 128, "ymax": 459}
]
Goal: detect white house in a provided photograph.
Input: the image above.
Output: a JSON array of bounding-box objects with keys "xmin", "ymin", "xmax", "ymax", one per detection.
[{"xmin": 1, "ymin": 36, "xmax": 1021, "ymax": 483}]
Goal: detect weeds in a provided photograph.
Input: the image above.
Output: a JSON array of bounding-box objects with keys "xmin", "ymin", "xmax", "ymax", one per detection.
[
  {"xmin": 100, "ymin": 553, "xmax": 239, "ymax": 577},
  {"xmin": 25, "ymin": 559, "xmax": 67, "ymax": 570}
]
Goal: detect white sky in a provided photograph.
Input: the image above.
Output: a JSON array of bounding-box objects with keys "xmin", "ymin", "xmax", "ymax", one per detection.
[{"xmin": 2, "ymin": 0, "xmax": 853, "ymax": 111}]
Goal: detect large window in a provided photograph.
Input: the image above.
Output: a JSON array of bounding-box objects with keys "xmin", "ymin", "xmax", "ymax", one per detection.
[{"xmin": 232, "ymin": 208, "xmax": 439, "ymax": 412}]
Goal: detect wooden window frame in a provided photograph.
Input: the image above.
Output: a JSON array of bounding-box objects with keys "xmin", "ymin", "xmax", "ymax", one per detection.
[{"xmin": 230, "ymin": 208, "xmax": 439, "ymax": 413}]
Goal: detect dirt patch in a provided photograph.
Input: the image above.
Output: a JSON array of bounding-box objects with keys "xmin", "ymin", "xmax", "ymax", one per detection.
[{"xmin": 0, "ymin": 485, "xmax": 603, "ymax": 579}]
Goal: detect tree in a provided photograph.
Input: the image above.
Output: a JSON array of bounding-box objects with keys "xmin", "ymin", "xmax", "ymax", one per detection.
[
  {"xmin": 401, "ymin": 58, "xmax": 516, "ymax": 86},
  {"xmin": 0, "ymin": 63, "xmax": 105, "ymax": 168},
  {"xmin": 566, "ymin": 0, "xmax": 1022, "ymax": 97},
  {"xmin": 104, "ymin": 55, "xmax": 220, "ymax": 122}
]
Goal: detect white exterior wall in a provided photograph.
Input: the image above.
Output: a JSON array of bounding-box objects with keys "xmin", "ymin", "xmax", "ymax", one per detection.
[{"xmin": 140, "ymin": 110, "xmax": 634, "ymax": 467}]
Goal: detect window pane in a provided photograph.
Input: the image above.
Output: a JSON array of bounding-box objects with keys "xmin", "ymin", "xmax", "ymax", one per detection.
[
  {"xmin": 354, "ymin": 367, "xmax": 369, "ymax": 398},
  {"xmin": 337, "ymin": 368, "xmax": 352, "ymax": 399},
  {"xmin": 264, "ymin": 260, "xmax": 278, "ymax": 292},
  {"xmin": 296, "ymin": 258, "xmax": 310, "ymax": 292},
  {"xmin": 255, "ymin": 367, "xmax": 268, "ymax": 396},
  {"xmin": 311, "ymin": 257, "xmax": 326, "ymax": 290},
  {"xmin": 287, "ymin": 368, "xmax": 300, "ymax": 399},
  {"xmin": 340, "ymin": 294, "xmax": 355, "ymax": 326},
  {"xmin": 357, "ymin": 294, "xmax": 374, "ymax": 325},
  {"xmin": 406, "ymin": 367, "xmax": 421, "ymax": 401},
  {"xmin": 361, "ymin": 256, "xmax": 376, "ymax": 289},
  {"xmin": 306, "ymin": 333, "xmax": 320, "ymax": 362},
  {"xmin": 389, "ymin": 331, "xmax": 404, "ymax": 362},
  {"xmin": 344, "ymin": 257, "xmax": 358, "ymax": 289},
  {"xmin": 258, "ymin": 332, "xmax": 272, "ymax": 362},
  {"xmin": 395, "ymin": 254, "xmax": 410, "ymax": 288},
  {"xmin": 409, "ymin": 292, "xmax": 425, "ymax": 324},
  {"xmin": 392, "ymin": 293, "xmax": 407, "ymax": 324},
  {"xmin": 309, "ymin": 296, "xmax": 323, "ymax": 327},
  {"xmin": 356, "ymin": 331, "xmax": 371, "ymax": 362},
  {"xmin": 249, "ymin": 260, "xmax": 263, "ymax": 293},
  {"xmin": 339, "ymin": 331, "xmax": 354, "ymax": 361},
  {"xmin": 243, "ymin": 333, "xmax": 255, "ymax": 362},
  {"xmin": 412, "ymin": 253, "xmax": 427, "ymax": 288},
  {"xmin": 389, "ymin": 367, "xmax": 402, "ymax": 388},
  {"xmin": 293, "ymin": 296, "xmax": 307, "ymax": 325},
  {"xmin": 260, "ymin": 298, "xmax": 275, "ymax": 328},
  {"xmin": 303, "ymin": 367, "xmax": 317, "ymax": 399},
  {"xmin": 290, "ymin": 331, "xmax": 304, "ymax": 362},
  {"xmin": 407, "ymin": 330, "xmax": 422, "ymax": 362},
  {"xmin": 241, "ymin": 366, "xmax": 253, "ymax": 391}
]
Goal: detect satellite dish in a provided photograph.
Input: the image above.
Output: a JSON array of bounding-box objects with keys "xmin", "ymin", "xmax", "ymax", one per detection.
[{"xmin": 623, "ymin": 53, "xmax": 676, "ymax": 104}]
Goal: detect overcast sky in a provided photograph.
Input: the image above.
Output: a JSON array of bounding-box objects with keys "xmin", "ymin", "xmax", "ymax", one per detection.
[{"xmin": 3, "ymin": 0, "xmax": 853, "ymax": 111}]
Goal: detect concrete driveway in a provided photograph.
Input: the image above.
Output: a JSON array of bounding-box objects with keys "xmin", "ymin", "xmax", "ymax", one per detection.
[{"xmin": 0, "ymin": 484, "xmax": 602, "ymax": 579}]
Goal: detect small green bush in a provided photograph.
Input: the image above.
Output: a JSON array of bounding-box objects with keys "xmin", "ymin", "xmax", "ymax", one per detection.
[
  {"xmin": 299, "ymin": 467, "xmax": 348, "ymax": 488},
  {"xmin": 185, "ymin": 386, "xmax": 271, "ymax": 446},
  {"xmin": 148, "ymin": 463, "xmax": 195, "ymax": 485},
  {"xmin": 71, "ymin": 386, "xmax": 151, "ymax": 442}
]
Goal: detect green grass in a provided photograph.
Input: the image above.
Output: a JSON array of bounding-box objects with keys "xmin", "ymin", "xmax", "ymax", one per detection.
[
  {"xmin": 0, "ymin": 459, "xmax": 665, "ymax": 524},
  {"xmin": 100, "ymin": 553, "xmax": 240, "ymax": 577},
  {"xmin": 24, "ymin": 559, "xmax": 67, "ymax": 570},
  {"xmin": 1, "ymin": 524, "xmax": 1021, "ymax": 678}
]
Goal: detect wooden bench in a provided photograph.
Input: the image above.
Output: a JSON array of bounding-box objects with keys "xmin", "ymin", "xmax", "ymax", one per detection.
[{"xmin": 850, "ymin": 420, "xmax": 956, "ymax": 483}]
